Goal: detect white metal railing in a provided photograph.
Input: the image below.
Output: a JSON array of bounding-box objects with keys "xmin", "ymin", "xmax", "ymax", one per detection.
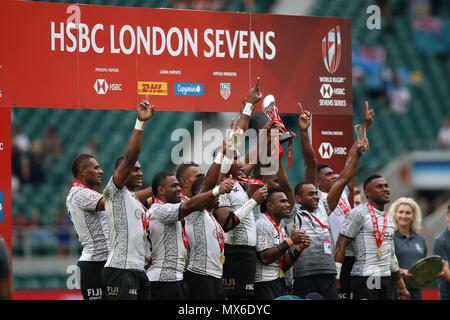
[{"xmin": 12, "ymin": 226, "xmax": 82, "ymax": 258}]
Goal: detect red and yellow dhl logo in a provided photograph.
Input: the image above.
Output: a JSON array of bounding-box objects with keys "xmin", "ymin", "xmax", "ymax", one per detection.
[{"xmin": 138, "ymin": 81, "xmax": 168, "ymax": 95}]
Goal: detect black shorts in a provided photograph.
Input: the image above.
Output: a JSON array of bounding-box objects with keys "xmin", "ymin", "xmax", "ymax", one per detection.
[
  {"xmin": 292, "ymin": 274, "xmax": 338, "ymax": 300},
  {"xmin": 350, "ymin": 275, "xmax": 393, "ymax": 300},
  {"xmin": 101, "ymin": 267, "xmax": 151, "ymax": 300},
  {"xmin": 149, "ymin": 280, "xmax": 188, "ymax": 300},
  {"xmin": 254, "ymin": 278, "xmax": 287, "ymax": 300},
  {"xmin": 78, "ymin": 261, "xmax": 106, "ymax": 300},
  {"xmin": 222, "ymin": 244, "xmax": 257, "ymax": 299},
  {"xmin": 338, "ymin": 256, "xmax": 355, "ymax": 300},
  {"xmin": 184, "ymin": 270, "xmax": 225, "ymax": 300}
]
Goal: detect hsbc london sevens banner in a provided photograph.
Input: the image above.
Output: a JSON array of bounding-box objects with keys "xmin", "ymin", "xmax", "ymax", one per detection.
[{"xmin": 0, "ymin": 1, "xmax": 352, "ymax": 115}]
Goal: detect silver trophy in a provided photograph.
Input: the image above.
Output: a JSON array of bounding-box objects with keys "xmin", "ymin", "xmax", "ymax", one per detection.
[
  {"xmin": 354, "ymin": 124, "xmax": 367, "ymax": 153},
  {"xmin": 262, "ymin": 94, "xmax": 294, "ymax": 144}
]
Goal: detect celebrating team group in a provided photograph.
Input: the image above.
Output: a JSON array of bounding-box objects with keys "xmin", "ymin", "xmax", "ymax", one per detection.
[{"xmin": 66, "ymin": 78, "xmax": 411, "ymax": 300}]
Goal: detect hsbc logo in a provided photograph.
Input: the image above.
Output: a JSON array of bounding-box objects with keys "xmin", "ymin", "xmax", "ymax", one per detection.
[
  {"xmin": 319, "ymin": 142, "xmax": 334, "ymax": 159},
  {"xmin": 320, "ymin": 84, "xmax": 333, "ymax": 98},
  {"xmin": 94, "ymin": 79, "xmax": 108, "ymax": 94},
  {"xmin": 318, "ymin": 142, "xmax": 347, "ymax": 159},
  {"xmin": 94, "ymin": 79, "xmax": 122, "ymax": 95},
  {"xmin": 322, "ymin": 26, "xmax": 342, "ymax": 74}
]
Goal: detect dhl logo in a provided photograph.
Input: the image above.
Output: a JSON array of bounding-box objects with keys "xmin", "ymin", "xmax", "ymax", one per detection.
[{"xmin": 138, "ymin": 81, "xmax": 168, "ymax": 95}]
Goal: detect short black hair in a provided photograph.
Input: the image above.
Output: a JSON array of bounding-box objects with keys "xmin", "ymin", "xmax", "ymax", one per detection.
[
  {"xmin": 363, "ymin": 174, "xmax": 383, "ymax": 191},
  {"xmin": 191, "ymin": 176, "xmax": 205, "ymax": 196},
  {"xmin": 152, "ymin": 171, "xmax": 174, "ymax": 197},
  {"xmin": 175, "ymin": 162, "xmax": 199, "ymax": 181},
  {"xmin": 115, "ymin": 156, "xmax": 125, "ymax": 169},
  {"xmin": 317, "ymin": 163, "xmax": 330, "ymax": 173},
  {"xmin": 71, "ymin": 154, "xmax": 95, "ymax": 178},
  {"xmin": 294, "ymin": 181, "xmax": 314, "ymax": 196},
  {"xmin": 260, "ymin": 186, "xmax": 286, "ymax": 213}
]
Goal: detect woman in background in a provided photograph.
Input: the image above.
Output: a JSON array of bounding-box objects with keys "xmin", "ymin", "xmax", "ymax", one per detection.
[{"xmin": 388, "ymin": 197, "xmax": 427, "ymax": 300}]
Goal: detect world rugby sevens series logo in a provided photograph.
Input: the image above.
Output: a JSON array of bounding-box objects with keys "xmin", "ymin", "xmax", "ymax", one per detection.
[{"xmin": 322, "ymin": 26, "xmax": 342, "ymax": 74}]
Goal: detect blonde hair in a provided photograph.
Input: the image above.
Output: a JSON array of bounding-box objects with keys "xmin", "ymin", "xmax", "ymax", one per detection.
[{"xmin": 388, "ymin": 197, "xmax": 422, "ymax": 233}]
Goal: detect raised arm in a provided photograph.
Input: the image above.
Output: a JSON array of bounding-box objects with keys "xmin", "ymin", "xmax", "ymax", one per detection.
[
  {"xmin": 235, "ymin": 77, "xmax": 262, "ymax": 133},
  {"xmin": 298, "ymin": 103, "xmax": 317, "ymax": 185},
  {"xmin": 277, "ymin": 152, "xmax": 295, "ymax": 211},
  {"xmin": 326, "ymin": 138, "xmax": 367, "ymax": 213},
  {"xmin": 113, "ymin": 100, "xmax": 154, "ymax": 188},
  {"xmin": 347, "ymin": 101, "xmax": 374, "ymax": 190}
]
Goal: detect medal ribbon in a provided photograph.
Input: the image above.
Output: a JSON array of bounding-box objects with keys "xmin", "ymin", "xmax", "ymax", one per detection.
[
  {"xmin": 367, "ymin": 203, "xmax": 387, "ymax": 249},
  {"xmin": 206, "ymin": 209, "xmax": 225, "ymax": 254},
  {"xmin": 264, "ymin": 213, "xmax": 285, "ymax": 270}
]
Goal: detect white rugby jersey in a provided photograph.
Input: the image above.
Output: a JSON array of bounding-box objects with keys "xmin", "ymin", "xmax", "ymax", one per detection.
[
  {"xmin": 321, "ymin": 186, "xmax": 356, "ymax": 256},
  {"xmin": 184, "ymin": 209, "xmax": 225, "ymax": 279},
  {"xmin": 339, "ymin": 203, "xmax": 396, "ymax": 277},
  {"xmin": 146, "ymin": 201, "xmax": 187, "ymax": 282},
  {"xmin": 103, "ymin": 177, "xmax": 147, "ymax": 271},
  {"xmin": 218, "ymin": 181, "xmax": 256, "ymax": 246},
  {"xmin": 66, "ymin": 182, "xmax": 110, "ymax": 262},
  {"xmin": 255, "ymin": 213, "xmax": 288, "ymax": 282}
]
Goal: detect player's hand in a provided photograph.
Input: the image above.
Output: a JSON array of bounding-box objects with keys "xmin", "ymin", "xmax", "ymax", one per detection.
[
  {"xmin": 297, "ymin": 102, "xmax": 311, "ymax": 132},
  {"xmin": 247, "ymin": 77, "xmax": 262, "ymax": 105},
  {"xmin": 298, "ymin": 230, "xmax": 310, "ymax": 250},
  {"xmin": 400, "ymin": 268, "xmax": 414, "ymax": 280},
  {"xmin": 356, "ymin": 137, "xmax": 369, "ymax": 156},
  {"xmin": 289, "ymin": 225, "xmax": 305, "ymax": 245},
  {"xmin": 138, "ymin": 96, "xmax": 155, "ymax": 121},
  {"xmin": 251, "ymin": 186, "xmax": 268, "ymax": 204},
  {"xmin": 398, "ymin": 287, "xmax": 411, "ymax": 300},
  {"xmin": 219, "ymin": 176, "xmax": 235, "ymax": 194},
  {"xmin": 363, "ymin": 101, "xmax": 374, "ymax": 129}
]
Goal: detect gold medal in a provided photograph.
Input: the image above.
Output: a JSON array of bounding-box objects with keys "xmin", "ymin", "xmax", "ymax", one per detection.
[
  {"xmin": 220, "ymin": 255, "xmax": 225, "ymax": 264},
  {"xmin": 278, "ymin": 269, "xmax": 284, "ymax": 278},
  {"xmin": 377, "ymin": 248, "xmax": 382, "ymax": 259}
]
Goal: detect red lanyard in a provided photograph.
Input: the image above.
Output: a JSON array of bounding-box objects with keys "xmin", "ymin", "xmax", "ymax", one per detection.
[
  {"xmin": 223, "ymin": 176, "xmax": 265, "ymax": 186},
  {"xmin": 320, "ymin": 190, "xmax": 351, "ymax": 215},
  {"xmin": 72, "ymin": 181, "xmax": 91, "ymax": 189},
  {"xmin": 206, "ymin": 209, "xmax": 225, "ymax": 254},
  {"xmin": 265, "ymin": 213, "xmax": 285, "ymax": 269},
  {"xmin": 367, "ymin": 203, "xmax": 387, "ymax": 249},
  {"xmin": 180, "ymin": 193, "xmax": 190, "ymax": 202},
  {"xmin": 154, "ymin": 198, "xmax": 189, "ymax": 249},
  {"xmin": 309, "ymin": 213, "xmax": 330, "ymax": 230},
  {"xmin": 338, "ymin": 197, "xmax": 351, "ymax": 215}
]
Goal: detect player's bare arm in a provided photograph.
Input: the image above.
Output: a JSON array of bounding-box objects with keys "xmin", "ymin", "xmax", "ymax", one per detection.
[
  {"xmin": 113, "ymin": 99, "xmax": 154, "ymax": 189},
  {"xmin": 298, "ymin": 102, "xmax": 317, "ymax": 185}
]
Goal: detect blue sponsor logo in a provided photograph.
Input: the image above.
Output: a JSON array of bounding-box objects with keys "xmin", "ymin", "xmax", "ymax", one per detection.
[
  {"xmin": 0, "ymin": 192, "xmax": 3, "ymax": 223},
  {"xmin": 174, "ymin": 83, "xmax": 204, "ymax": 96}
]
